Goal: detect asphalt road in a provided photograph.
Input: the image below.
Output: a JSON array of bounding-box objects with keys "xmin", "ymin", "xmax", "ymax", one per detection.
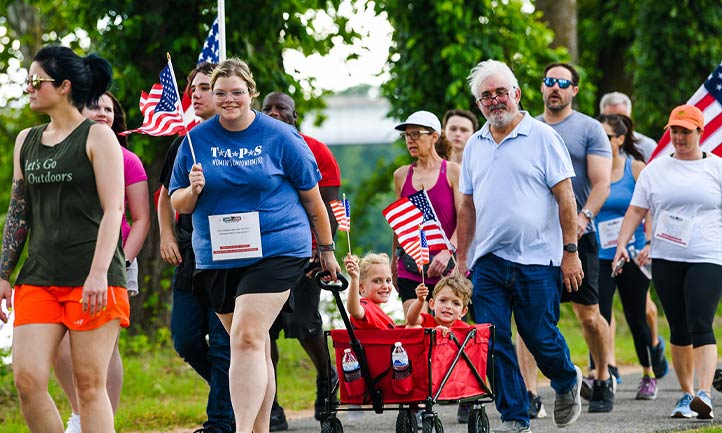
[{"xmin": 286, "ymin": 366, "xmax": 722, "ymax": 433}]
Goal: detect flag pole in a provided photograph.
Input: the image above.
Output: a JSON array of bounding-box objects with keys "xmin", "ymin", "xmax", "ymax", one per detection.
[
  {"xmin": 218, "ymin": 0, "xmax": 226, "ymax": 61},
  {"xmin": 166, "ymin": 52, "xmax": 197, "ymax": 164},
  {"xmin": 343, "ymin": 193, "xmax": 351, "ymax": 254},
  {"xmin": 419, "ymin": 224, "xmax": 425, "ymax": 286}
]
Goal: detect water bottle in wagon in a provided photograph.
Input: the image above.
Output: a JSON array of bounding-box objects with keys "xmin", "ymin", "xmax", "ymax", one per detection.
[
  {"xmin": 342, "ymin": 348, "xmax": 365, "ymax": 397},
  {"xmin": 391, "ymin": 342, "xmax": 413, "ymax": 394}
]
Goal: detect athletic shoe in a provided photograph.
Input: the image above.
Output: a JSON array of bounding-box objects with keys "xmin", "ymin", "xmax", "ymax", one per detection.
[
  {"xmin": 588, "ymin": 378, "xmax": 615, "ymax": 413},
  {"xmin": 527, "ymin": 391, "xmax": 547, "ymax": 419},
  {"xmin": 65, "ymin": 413, "xmax": 81, "ymax": 433},
  {"xmin": 490, "ymin": 420, "xmax": 531, "ymax": 433},
  {"xmin": 269, "ymin": 402, "xmax": 288, "ymax": 432},
  {"xmin": 635, "ymin": 376, "xmax": 658, "ymax": 400},
  {"xmin": 315, "ymin": 368, "xmax": 339, "ymax": 421},
  {"xmin": 457, "ymin": 402, "xmax": 471, "ymax": 423},
  {"xmin": 651, "ymin": 337, "xmax": 669, "ymax": 379},
  {"xmin": 580, "ymin": 374, "xmax": 594, "ymax": 401},
  {"xmin": 690, "ymin": 390, "xmax": 714, "ymax": 419},
  {"xmin": 608, "ymin": 365, "xmax": 622, "ymax": 385},
  {"xmin": 713, "ymin": 369, "xmax": 722, "ymax": 394},
  {"xmin": 671, "ymin": 393, "xmax": 697, "ymax": 418},
  {"xmin": 553, "ymin": 365, "xmax": 582, "ymax": 427}
]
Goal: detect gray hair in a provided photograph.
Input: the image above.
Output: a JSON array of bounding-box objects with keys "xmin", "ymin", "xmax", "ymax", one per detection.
[
  {"xmin": 467, "ymin": 60, "xmax": 519, "ymax": 100},
  {"xmin": 599, "ymin": 91, "xmax": 632, "ymax": 115}
]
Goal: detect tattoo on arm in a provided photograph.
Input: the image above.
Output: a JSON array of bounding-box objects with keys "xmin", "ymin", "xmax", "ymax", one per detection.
[{"xmin": 1, "ymin": 179, "xmax": 30, "ymax": 280}]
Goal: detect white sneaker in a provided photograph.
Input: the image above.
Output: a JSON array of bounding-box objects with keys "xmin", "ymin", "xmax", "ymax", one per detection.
[{"xmin": 65, "ymin": 413, "xmax": 81, "ymax": 433}]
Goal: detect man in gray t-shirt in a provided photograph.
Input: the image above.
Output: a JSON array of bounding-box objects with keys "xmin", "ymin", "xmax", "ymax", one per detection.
[{"xmin": 517, "ymin": 63, "xmax": 616, "ymax": 415}]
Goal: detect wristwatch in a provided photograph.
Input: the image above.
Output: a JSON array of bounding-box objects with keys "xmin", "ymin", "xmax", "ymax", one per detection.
[
  {"xmin": 563, "ymin": 243, "xmax": 578, "ymax": 253},
  {"xmin": 581, "ymin": 208, "xmax": 594, "ymax": 219},
  {"xmin": 317, "ymin": 242, "xmax": 335, "ymax": 252}
]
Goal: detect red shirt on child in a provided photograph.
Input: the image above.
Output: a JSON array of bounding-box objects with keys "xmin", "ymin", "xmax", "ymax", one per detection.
[{"xmin": 351, "ymin": 298, "xmax": 395, "ymax": 330}]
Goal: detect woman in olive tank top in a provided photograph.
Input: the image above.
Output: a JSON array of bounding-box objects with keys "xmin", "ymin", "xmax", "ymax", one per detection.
[{"xmin": 0, "ymin": 46, "xmax": 127, "ymax": 433}]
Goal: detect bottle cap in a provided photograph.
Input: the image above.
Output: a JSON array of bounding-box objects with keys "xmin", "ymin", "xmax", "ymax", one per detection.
[
  {"xmin": 394, "ymin": 342, "xmax": 402, "ymax": 346},
  {"xmin": 344, "ymin": 348, "xmax": 351, "ymax": 353}
]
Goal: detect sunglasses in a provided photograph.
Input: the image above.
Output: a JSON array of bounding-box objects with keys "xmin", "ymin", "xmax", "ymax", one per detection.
[
  {"xmin": 606, "ymin": 134, "xmax": 619, "ymax": 140},
  {"xmin": 542, "ymin": 77, "xmax": 573, "ymax": 89},
  {"xmin": 26, "ymin": 74, "xmax": 56, "ymax": 90}
]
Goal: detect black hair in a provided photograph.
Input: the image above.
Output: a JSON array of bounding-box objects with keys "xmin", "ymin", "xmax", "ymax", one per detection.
[
  {"xmin": 186, "ymin": 61, "xmax": 218, "ymax": 91},
  {"xmin": 543, "ymin": 62, "xmax": 580, "ymax": 86},
  {"xmin": 597, "ymin": 113, "xmax": 645, "ymax": 162},
  {"xmin": 34, "ymin": 45, "xmax": 112, "ymax": 111},
  {"xmin": 85, "ymin": 92, "xmax": 128, "ymax": 147}
]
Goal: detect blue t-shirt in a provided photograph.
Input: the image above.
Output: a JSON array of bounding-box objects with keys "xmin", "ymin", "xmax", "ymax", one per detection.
[
  {"xmin": 595, "ymin": 158, "xmax": 645, "ymax": 260},
  {"xmin": 460, "ymin": 112, "xmax": 575, "ymax": 266},
  {"xmin": 537, "ymin": 111, "xmax": 611, "ymax": 233},
  {"xmin": 169, "ymin": 111, "xmax": 321, "ymax": 269}
]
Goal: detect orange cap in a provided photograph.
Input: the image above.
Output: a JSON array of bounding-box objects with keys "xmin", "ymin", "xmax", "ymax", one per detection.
[{"xmin": 665, "ymin": 104, "xmax": 704, "ymax": 132}]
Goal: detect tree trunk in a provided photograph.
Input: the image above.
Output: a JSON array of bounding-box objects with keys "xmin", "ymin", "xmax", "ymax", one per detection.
[
  {"xmin": 536, "ymin": 0, "xmax": 578, "ymax": 63},
  {"xmin": 6, "ymin": 1, "xmax": 43, "ymax": 64}
]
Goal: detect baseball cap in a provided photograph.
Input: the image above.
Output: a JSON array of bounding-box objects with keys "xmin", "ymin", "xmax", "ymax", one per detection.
[
  {"xmin": 665, "ymin": 104, "xmax": 705, "ymax": 132},
  {"xmin": 395, "ymin": 110, "xmax": 441, "ymax": 132}
]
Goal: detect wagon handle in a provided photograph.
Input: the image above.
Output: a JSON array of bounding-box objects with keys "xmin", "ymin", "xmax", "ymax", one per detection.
[{"xmin": 315, "ymin": 270, "xmax": 349, "ymax": 292}]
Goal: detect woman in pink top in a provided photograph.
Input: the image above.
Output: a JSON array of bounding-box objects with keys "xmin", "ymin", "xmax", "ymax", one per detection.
[
  {"xmin": 391, "ymin": 111, "xmax": 462, "ymax": 318},
  {"xmin": 54, "ymin": 92, "xmax": 150, "ymax": 433}
]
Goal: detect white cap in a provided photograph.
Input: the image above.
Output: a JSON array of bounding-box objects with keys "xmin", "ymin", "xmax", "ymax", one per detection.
[{"xmin": 394, "ymin": 110, "xmax": 441, "ymax": 133}]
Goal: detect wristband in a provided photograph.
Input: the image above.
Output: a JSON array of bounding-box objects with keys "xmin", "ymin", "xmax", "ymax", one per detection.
[
  {"xmin": 645, "ymin": 240, "xmax": 651, "ymax": 246},
  {"xmin": 125, "ymin": 260, "xmax": 132, "ymax": 268},
  {"xmin": 318, "ymin": 242, "xmax": 335, "ymax": 252}
]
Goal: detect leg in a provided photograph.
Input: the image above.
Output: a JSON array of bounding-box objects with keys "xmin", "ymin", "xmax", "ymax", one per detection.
[
  {"xmin": 13, "ymin": 323, "xmax": 67, "ymax": 433},
  {"xmin": 171, "ymin": 287, "xmax": 212, "ymax": 382},
  {"xmin": 206, "ymin": 310, "xmax": 235, "ymax": 432},
  {"xmin": 671, "ymin": 344, "xmax": 694, "ymax": 394},
  {"xmin": 515, "ymin": 333, "xmax": 538, "ymax": 394},
  {"xmin": 69, "ymin": 320, "xmax": 120, "ymax": 433},
  {"xmin": 571, "ymin": 302, "xmax": 611, "ymax": 381},
  {"xmin": 52, "ymin": 333, "xmax": 80, "ymax": 414},
  {"xmin": 615, "ymin": 263, "xmax": 654, "ymax": 374},
  {"xmin": 597, "ymin": 258, "xmax": 618, "ymax": 372},
  {"xmin": 106, "ymin": 336, "xmax": 123, "ymax": 413},
  {"xmin": 645, "ymin": 292, "xmax": 659, "ymax": 349}
]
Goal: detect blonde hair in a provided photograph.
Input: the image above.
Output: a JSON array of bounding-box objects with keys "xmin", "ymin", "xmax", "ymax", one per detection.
[
  {"xmin": 433, "ymin": 274, "xmax": 472, "ymax": 307},
  {"xmin": 357, "ymin": 252, "xmax": 391, "ymax": 280},
  {"xmin": 210, "ymin": 57, "xmax": 261, "ymax": 99}
]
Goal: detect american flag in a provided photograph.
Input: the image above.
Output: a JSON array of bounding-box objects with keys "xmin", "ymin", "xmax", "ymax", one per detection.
[
  {"xmin": 330, "ymin": 197, "xmax": 350, "ymax": 232},
  {"xmin": 383, "ymin": 190, "xmax": 451, "ymax": 262},
  {"xmin": 650, "ymin": 60, "xmax": 722, "ymax": 159},
  {"xmin": 419, "ymin": 226, "xmax": 429, "ymax": 271},
  {"xmin": 181, "ymin": 17, "xmax": 221, "ymax": 131},
  {"xmin": 121, "ymin": 64, "xmax": 185, "ymax": 136}
]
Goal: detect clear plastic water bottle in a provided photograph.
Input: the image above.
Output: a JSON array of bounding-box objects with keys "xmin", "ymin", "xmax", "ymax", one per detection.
[
  {"xmin": 342, "ymin": 348, "xmax": 362, "ymax": 382},
  {"xmin": 391, "ymin": 342, "xmax": 411, "ymax": 380},
  {"xmin": 628, "ymin": 245, "xmax": 652, "ymax": 279}
]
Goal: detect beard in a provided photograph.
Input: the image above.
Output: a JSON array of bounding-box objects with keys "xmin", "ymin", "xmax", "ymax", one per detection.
[
  {"xmin": 544, "ymin": 92, "xmax": 571, "ymax": 112},
  {"xmin": 485, "ymin": 103, "xmax": 518, "ymax": 129}
]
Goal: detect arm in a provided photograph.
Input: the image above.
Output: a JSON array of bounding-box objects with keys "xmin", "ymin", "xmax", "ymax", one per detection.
[
  {"xmin": 551, "ymin": 178, "xmax": 583, "ymax": 292},
  {"xmin": 85, "ymin": 125, "xmax": 126, "ymax": 315},
  {"xmin": 157, "ymin": 185, "xmax": 182, "ymax": 265},
  {"xmin": 170, "ymin": 162, "xmax": 204, "ymax": 214},
  {"xmin": 0, "ymin": 129, "xmax": 31, "ymax": 321},
  {"xmin": 298, "ymin": 185, "xmax": 341, "ymax": 279},
  {"xmin": 123, "ymin": 180, "xmax": 150, "ymax": 263},
  {"xmin": 612, "ymin": 205, "xmax": 648, "ymax": 270},
  {"xmin": 428, "ymin": 162, "xmax": 462, "ymax": 277},
  {"xmin": 405, "ymin": 283, "xmax": 428, "ymax": 327},
  {"xmin": 577, "ymin": 154, "xmax": 612, "ymax": 237},
  {"xmin": 344, "ymin": 254, "xmax": 365, "ymax": 320},
  {"xmin": 320, "ymin": 185, "xmax": 340, "ymax": 237},
  {"xmin": 631, "ymin": 160, "xmax": 652, "ymax": 264},
  {"xmin": 455, "ymin": 194, "xmax": 476, "ymax": 277}
]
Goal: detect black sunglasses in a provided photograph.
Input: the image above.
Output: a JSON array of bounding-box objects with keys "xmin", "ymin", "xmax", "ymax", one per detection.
[{"xmin": 542, "ymin": 77, "xmax": 573, "ymax": 89}]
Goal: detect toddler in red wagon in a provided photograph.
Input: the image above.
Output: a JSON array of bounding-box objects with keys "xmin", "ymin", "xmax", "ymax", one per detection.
[
  {"xmin": 406, "ymin": 274, "xmax": 472, "ymax": 334},
  {"xmin": 344, "ymin": 253, "xmax": 396, "ymax": 330}
]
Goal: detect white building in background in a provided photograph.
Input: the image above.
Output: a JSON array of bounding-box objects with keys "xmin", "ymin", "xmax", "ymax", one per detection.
[{"xmin": 300, "ymin": 93, "xmax": 399, "ymax": 146}]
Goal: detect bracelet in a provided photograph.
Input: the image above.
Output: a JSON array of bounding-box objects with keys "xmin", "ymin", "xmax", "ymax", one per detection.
[
  {"xmin": 317, "ymin": 242, "xmax": 335, "ymax": 252},
  {"xmin": 645, "ymin": 240, "xmax": 651, "ymax": 246}
]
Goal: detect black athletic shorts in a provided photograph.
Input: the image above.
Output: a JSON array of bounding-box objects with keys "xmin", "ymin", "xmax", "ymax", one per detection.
[
  {"xmin": 193, "ymin": 256, "xmax": 307, "ymax": 314},
  {"xmin": 397, "ymin": 277, "xmax": 435, "ymax": 303},
  {"xmin": 269, "ymin": 274, "xmax": 323, "ymax": 339},
  {"xmin": 561, "ymin": 233, "xmax": 599, "ymax": 305}
]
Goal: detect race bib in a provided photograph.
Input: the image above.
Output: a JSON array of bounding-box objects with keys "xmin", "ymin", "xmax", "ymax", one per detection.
[
  {"xmin": 654, "ymin": 210, "xmax": 693, "ymax": 248},
  {"xmin": 208, "ymin": 211, "xmax": 263, "ymax": 261},
  {"xmin": 598, "ymin": 217, "xmax": 635, "ymax": 249}
]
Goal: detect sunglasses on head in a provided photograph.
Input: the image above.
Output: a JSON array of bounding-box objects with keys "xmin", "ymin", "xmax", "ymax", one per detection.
[
  {"xmin": 26, "ymin": 74, "xmax": 56, "ymax": 90},
  {"xmin": 542, "ymin": 77, "xmax": 573, "ymax": 89}
]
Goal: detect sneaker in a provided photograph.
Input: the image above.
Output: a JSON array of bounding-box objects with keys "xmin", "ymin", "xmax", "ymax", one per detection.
[
  {"xmin": 690, "ymin": 390, "xmax": 714, "ymax": 419},
  {"xmin": 491, "ymin": 420, "xmax": 531, "ymax": 433},
  {"xmin": 608, "ymin": 365, "xmax": 622, "ymax": 385},
  {"xmin": 315, "ymin": 368, "xmax": 340, "ymax": 421},
  {"xmin": 671, "ymin": 393, "xmax": 697, "ymax": 418},
  {"xmin": 635, "ymin": 376, "xmax": 658, "ymax": 400},
  {"xmin": 651, "ymin": 337, "xmax": 669, "ymax": 379},
  {"xmin": 713, "ymin": 369, "xmax": 722, "ymax": 394},
  {"xmin": 579, "ymin": 374, "xmax": 594, "ymax": 401},
  {"xmin": 65, "ymin": 413, "xmax": 81, "ymax": 433},
  {"xmin": 269, "ymin": 402, "xmax": 288, "ymax": 432},
  {"xmin": 527, "ymin": 391, "xmax": 547, "ymax": 419},
  {"xmin": 457, "ymin": 402, "xmax": 471, "ymax": 423},
  {"xmin": 589, "ymin": 378, "xmax": 615, "ymax": 413},
  {"xmin": 553, "ymin": 365, "xmax": 582, "ymax": 427}
]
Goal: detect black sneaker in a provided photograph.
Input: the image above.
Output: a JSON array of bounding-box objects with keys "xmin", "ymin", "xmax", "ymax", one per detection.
[
  {"xmin": 456, "ymin": 402, "xmax": 471, "ymax": 423},
  {"xmin": 588, "ymin": 378, "xmax": 614, "ymax": 413},
  {"xmin": 528, "ymin": 391, "xmax": 547, "ymax": 419},
  {"xmin": 315, "ymin": 367, "xmax": 340, "ymax": 421},
  {"xmin": 270, "ymin": 402, "xmax": 288, "ymax": 432},
  {"xmin": 714, "ymin": 368, "xmax": 722, "ymax": 394},
  {"xmin": 651, "ymin": 337, "xmax": 669, "ymax": 379},
  {"xmin": 608, "ymin": 365, "xmax": 622, "ymax": 384}
]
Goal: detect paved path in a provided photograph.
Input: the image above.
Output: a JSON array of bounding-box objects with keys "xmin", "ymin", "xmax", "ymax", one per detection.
[{"xmin": 285, "ymin": 367, "xmax": 722, "ymax": 433}]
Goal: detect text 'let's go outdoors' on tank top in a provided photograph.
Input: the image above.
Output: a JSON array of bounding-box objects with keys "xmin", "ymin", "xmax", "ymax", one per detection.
[{"xmin": 16, "ymin": 119, "xmax": 126, "ymax": 287}]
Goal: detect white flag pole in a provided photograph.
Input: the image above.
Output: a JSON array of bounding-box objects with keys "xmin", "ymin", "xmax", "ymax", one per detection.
[
  {"xmin": 218, "ymin": 0, "xmax": 226, "ymax": 62},
  {"xmin": 166, "ymin": 52, "xmax": 197, "ymax": 164}
]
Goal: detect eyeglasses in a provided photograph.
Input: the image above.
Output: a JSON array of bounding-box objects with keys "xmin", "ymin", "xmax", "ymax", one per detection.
[
  {"xmin": 477, "ymin": 89, "xmax": 514, "ymax": 107},
  {"xmin": 26, "ymin": 74, "xmax": 55, "ymax": 90},
  {"xmin": 213, "ymin": 89, "xmax": 248, "ymax": 101},
  {"xmin": 400, "ymin": 130, "xmax": 433, "ymax": 140},
  {"xmin": 606, "ymin": 134, "xmax": 619, "ymax": 140},
  {"xmin": 542, "ymin": 77, "xmax": 573, "ymax": 89}
]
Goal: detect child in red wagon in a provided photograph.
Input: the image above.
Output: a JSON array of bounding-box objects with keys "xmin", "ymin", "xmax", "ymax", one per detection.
[
  {"xmin": 344, "ymin": 253, "xmax": 396, "ymax": 330},
  {"xmin": 406, "ymin": 274, "xmax": 472, "ymax": 334}
]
